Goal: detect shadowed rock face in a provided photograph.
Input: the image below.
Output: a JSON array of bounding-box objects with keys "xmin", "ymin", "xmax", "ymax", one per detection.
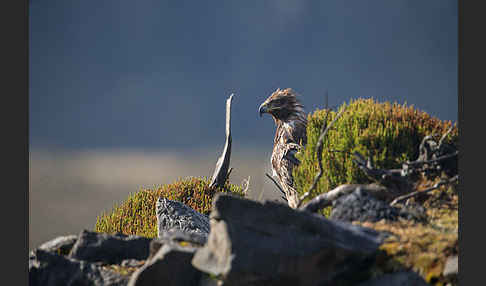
[
  {"xmin": 69, "ymin": 230, "xmax": 152, "ymax": 264},
  {"xmin": 29, "ymin": 249, "xmax": 130, "ymax": 286},
  {"xmin": 357, "ymin": 271, "xmax": 429, "ymax": 286},
  {"xmin": 192, "ymin": 193, "xmax": 385, "ymax": 286},
  {"xmin": 128, "ymin": 243, "xmax": 202, "ymax": 286}
]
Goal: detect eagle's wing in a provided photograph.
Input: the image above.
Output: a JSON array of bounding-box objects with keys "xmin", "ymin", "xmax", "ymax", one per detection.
[
  {"xmin": 271, "ymin": 141, "xmax": 302, "ymax": 208},
  {"xmin": 283, "ymin": 143, "xmax": 301, "ymax": 166}
]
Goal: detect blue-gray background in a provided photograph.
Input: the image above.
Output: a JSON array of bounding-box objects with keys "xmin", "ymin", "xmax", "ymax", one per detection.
[{"xmin": 29, "ymin": 0, "xmax": 457, "ymax": 249}]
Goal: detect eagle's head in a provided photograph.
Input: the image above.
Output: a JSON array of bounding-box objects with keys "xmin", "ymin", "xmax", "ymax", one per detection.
[{"xmin": 259, "ymin": 88, "xmax": 305, "ymax": 123}]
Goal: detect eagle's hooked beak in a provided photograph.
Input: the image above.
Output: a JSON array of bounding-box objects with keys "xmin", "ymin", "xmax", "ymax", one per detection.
[{"xmin": 259, "ymin": 103, "xmax": 268, "ymax": 117}]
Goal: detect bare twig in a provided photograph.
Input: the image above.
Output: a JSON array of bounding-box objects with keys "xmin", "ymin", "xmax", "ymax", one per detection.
[
  {"xmin": 242, "ymin": 176, "xmax": 250, "ymax": 196},
  {"xmin": 297, "ymin": 104, "xmax": 347, "ymax": 207},
  {"xmin": 400, "ymin": 126, "xmax": 458, "ymax": 178},
  {"xmin": 353, "ymin": 151, "xmax": 408, "ymax": 183},
  {"xmin": 438, "ymin": 125, "xmax": 454, "ymax": 150},
  {"xmin": 420, "ymin": 134, "xmax": 438, "ymax": 148},
  {"xmin": 225, "ymin": 167, "xmax": 234, "ymax": 183},
  {"xmin": 296, "ymin": 93, "xmax": 329, "ymax": 205},
  {"xmin": 389, "ymin": 175, "xmax": 458, "ymax": 206},
  {"xmin": 404, "ymin": 150, "xmax": 459, "ymax": 168},
  {"xmin": 265, "ymin": 173, "xmax": 285, "ymax": 197}
]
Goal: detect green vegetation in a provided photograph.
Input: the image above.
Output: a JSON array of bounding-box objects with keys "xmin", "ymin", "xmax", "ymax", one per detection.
[
  {"xmin": 293, "ymin": 98, "xmax": 458, "ymax": 216},
  {"xmin": 94, "ymin": 176, "xmax": 244, "ymax": 238}
]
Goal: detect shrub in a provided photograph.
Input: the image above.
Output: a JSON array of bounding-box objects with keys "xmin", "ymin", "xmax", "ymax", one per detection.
[
  {"xmin": 293, "ymin": 98, "xmax": 458, "ymax": 216},
  {"xmin": 94, "ymin": 176, "xmax": 244, "ymax": 238}
]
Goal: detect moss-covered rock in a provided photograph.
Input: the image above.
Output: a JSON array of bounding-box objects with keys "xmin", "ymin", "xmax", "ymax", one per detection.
[
  {"xmin": 357, "ymin": 184, "xmax": 458, "ymax": 285},
  {"xmin": 294, "ymin": 98, "xmax": 458, "ymax": 216},
  {"xmin": 94, "ymin": 177, "xmax": 244, "ymax": 238}
]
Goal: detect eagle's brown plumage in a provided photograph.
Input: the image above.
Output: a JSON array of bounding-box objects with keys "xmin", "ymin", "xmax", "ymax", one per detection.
[{"xmin": 259, "ymin": 88, "xmax": 307, "ymax": 208}]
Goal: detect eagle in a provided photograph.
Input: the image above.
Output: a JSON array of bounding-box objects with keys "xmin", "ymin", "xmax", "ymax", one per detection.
[{"xmin": 259, "ymin": 88, "xmax": 307, "ymax": 208}]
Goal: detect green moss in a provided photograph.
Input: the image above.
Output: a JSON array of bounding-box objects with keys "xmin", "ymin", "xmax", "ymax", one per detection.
[
  {"xmin": 94, "ymin": 176, "xmax": 244, "ymax": 238},
  {"xmin": 293, "ymin": 98, "xmax": 458, "ymax": 216}
]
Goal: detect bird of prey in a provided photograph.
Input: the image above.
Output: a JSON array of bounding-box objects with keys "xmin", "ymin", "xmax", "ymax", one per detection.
[{"xmin": 259, "ymin": 88, "xmax": 307, "ymax": 208}]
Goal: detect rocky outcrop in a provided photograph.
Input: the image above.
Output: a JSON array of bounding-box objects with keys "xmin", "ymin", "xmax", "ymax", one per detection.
[{"xmin": 30, "ymin": 194, "xmax": 453, "ymax": 286}]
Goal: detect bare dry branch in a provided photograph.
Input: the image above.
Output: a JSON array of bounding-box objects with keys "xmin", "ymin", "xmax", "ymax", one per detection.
[
  {"xmin": 400, "ymin": 126, "xmax": 458, "ymax": 178},
  {"xmin": 353, "ymin": 151, "xmax": 409, "ymax": 185},
  {"xmin": 242, "ymin": 176, "xmax": 251, "ymax": 196},
  {"xmin": 297, "ymin": 104, "xmax": 347, "ymax": 207},
  {"xmin": 265, "ymin": 173, "xmax": 286, "ymax": 197},
  {"xmin": 225, "ymin": 167, "xmax": 234, "ymax": 183},
  {"xmin": 300, "ymin": 184, "xmax": 388, "ymax": 213},
  {"xmin": 404, "ymin": 150, "xmax": 458, "ymax": 169},
  {"xmin": 389, "ymin": 175, "xmax": 458, "ymax": 206},
  {"xmin": 438, "ymin": 125, "xmax": 454, "ymax": 150}
]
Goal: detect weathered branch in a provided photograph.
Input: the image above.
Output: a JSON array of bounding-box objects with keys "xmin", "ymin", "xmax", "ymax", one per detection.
[
  {"xmin": 403, "ymin": 150, "xmax": 458, "ymax": 169},
  {"xmin": 300, "ymin": 184, "xmax": 388, "ymax": 213},
  {"xmin": 297, "ymin": 104, "xmax": 347, "ymax": 207},
  {"xmin": 438, "ymin": 125, "xmax": 454, "ymax": 150},
  {"xmin": 353, "ymin": 151, "xmax": 411, "ymax": 193},
  {"xmin": 210, "ymin": 94, "xmax": 234, "ymax": 189},
  {"xmin": 401, "ymin": 126, "xmax": 457, "ymax": 178},
  {"xmin": 265, "ymin": 173, "xmax": 286, "ymax": 198},
  {"xmin": 225, "ymin": 167, "xmax": 234, "ymax": 183},
  {"xmin": 389, "ymin": 175, "xmax": 458, "ymax": 206},
  {"xmin": 296, "ymin": 109, "xmax": 329, "ymax": 205},
  {"xmin": 242, "ymin": 176, "xmax": 251, "ymax": 196}
]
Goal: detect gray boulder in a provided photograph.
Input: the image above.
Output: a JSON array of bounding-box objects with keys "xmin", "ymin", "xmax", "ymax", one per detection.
[
  {"xmin": 128, "ymin": 243, "xmax": 202, "ymax": 286},
  {"xmin": 69, "ymin": 230, "xmax": 151, "ymax": 264},
  {"xmin": 192, "ymin": 193, "xmax": 384, "ymax": 286},
  {"xmin": 330, "ymin": 188, "xmax": 427, "ymax": 223},
  {"xmin": 156, "ymin": 198, "xmax": 210, "ymax": 238},
  {"xmin": 29, "ymin": 249, "xmax": 129, "ymax": 286}
]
